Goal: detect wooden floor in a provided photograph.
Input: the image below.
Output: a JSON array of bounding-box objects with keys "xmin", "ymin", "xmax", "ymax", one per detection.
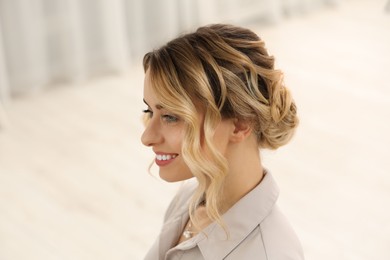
[{"xmin": 0, "ymin": 1, "xmax": 389, "ymax": 259}]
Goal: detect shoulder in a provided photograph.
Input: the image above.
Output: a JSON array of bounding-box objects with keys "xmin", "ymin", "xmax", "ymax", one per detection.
[
  {"xmin": 258, "ymin": 205, "xmax": 304, "ymax": 259},
  {"xmin": 227, "ymin": 205, "xmax": 304, "ymax": 259},
  {"xmin": 197, "ymin": 171, "xmax": 304, "ymax": 259}
]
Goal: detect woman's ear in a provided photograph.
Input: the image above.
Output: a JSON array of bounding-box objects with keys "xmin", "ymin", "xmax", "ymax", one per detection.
[{"xmin": 230, "ymin": 119, "xmax": 253, "ymax": 143}]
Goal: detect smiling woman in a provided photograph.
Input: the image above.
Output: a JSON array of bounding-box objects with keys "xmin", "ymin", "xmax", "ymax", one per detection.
[
  {"xmin": 142, "ymin": 78, "xmax": 192, "ymax": 182},
  {"xmin": 141, "ymin": 24, "xmax": 303, "ymax": 259}
]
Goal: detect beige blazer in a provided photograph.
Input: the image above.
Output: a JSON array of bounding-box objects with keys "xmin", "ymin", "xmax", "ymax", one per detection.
[{"xmin": 144, "ymin": 171, "xmax": 304, "ymax": 260}]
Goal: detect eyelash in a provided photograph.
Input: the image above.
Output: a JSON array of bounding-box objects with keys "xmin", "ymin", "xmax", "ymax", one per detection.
[
  {"xmin": 142, "ymin": 109, "xmax": 153, "ymax": 117},
  {"xmin": 162, "ymin": 114, "xmax": 178, "ymax": 123},
  {"xmin": 142, "ymin": 109, "xmax": 179, "ymax": 123}
]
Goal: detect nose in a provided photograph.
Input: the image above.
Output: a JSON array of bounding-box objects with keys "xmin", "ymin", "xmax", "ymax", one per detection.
[{"xmin": 141, "ymin": 118, "xmax": 163, "ymax": 147}]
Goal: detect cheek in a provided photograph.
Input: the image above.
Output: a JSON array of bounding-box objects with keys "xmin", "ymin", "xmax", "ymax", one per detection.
[
  {"xmin": 212, "ymin": 125, "xmax": 232, "ymax": 154},
  {"xmin": 168, "ymin": 128, "xmax": 185, "ymax": 151}
]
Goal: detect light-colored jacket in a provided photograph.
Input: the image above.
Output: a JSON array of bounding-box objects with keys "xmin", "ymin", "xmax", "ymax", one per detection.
[{"xmin": 144, "ymin": 171, "xmax": 304, "ymax": 260}]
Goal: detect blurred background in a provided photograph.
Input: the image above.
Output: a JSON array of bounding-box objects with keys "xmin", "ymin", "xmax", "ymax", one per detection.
[{"xmin": 0, "ymin": 0, "xmax": 389, "ymax": 259}]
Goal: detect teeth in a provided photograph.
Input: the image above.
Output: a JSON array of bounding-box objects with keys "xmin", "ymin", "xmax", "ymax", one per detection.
[{"xmin": 156, "ymin": 154, "xmax": 177, "ymax": 161}]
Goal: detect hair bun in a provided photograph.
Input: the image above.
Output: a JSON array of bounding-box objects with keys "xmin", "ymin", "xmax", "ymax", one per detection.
[{"xmin": 260, "ymin": 81, "xmax": 299, "ymax": 149}]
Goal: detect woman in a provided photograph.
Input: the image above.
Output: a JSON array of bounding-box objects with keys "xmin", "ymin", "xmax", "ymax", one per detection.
[{"xmin": 141, "ymin": 24, "xmax": 304, "ymax": 259}]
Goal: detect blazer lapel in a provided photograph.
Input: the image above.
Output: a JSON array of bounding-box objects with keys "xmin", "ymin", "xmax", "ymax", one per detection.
[{"xmin": 158, "ymin": 197, "xmax": 191, "ymax": 257}]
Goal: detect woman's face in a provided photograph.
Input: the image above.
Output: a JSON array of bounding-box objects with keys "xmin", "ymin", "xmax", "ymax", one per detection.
[
  {"xmin": 141, "ymin": 70, "xmax": 193, "ymax": 182},
  {"xmin": 141, "ymin": 70, "xmax": 234, "ymax": 182}
]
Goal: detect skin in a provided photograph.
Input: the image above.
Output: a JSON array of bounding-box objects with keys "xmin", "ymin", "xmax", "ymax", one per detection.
[{"xmin": 141, "ymin": 69, "xmax": 264, "ymax": 241}]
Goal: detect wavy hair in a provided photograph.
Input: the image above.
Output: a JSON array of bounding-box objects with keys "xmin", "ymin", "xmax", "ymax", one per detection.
[{"xmin": 143, "ymin": 24, "xmax": 298, "ymax": 234}]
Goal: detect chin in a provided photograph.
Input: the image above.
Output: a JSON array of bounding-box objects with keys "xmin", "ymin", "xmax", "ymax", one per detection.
[{"xmin": 159, "ymin": 172, "xmax": 194, "ymax": 182}]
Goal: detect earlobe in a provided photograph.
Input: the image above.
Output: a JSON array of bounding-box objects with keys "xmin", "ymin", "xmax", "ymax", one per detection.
[{"xmin": 230, "ymin": 119, "xmax": 253, "ymax": 143}]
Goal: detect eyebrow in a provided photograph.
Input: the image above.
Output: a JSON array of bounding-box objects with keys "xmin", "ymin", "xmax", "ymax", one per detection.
[{"xmin": 143, "ymin": 99, "xmax": 163, "ymax": 110}]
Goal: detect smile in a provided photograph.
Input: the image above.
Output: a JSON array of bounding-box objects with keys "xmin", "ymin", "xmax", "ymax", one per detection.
[
  {"xmin": 156, "ymin": 154, "xmax": 177, "ymax": 161},
  {"xmin": 155, "ymin": 153, "xmax": 178, "ymax": 166}
]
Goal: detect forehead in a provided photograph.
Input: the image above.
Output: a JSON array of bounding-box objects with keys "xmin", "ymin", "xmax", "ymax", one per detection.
[
  {"xmin": 143, "ymin": 70, "xmax": 171, "ymax": 112},
  {"xmin": 143, "ymin": 70, "xmax": 156, "ymax": 102},
  {"xmin": 144, "ymin": 70, "xmax": 156, "ymax": 98}
]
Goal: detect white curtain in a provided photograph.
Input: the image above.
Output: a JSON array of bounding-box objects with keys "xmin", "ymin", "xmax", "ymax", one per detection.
[
  {"xmin": 0, "ymin": 16, "xmax": 9, "ymax": 129},
  {"xmin": 0, "ymin": 0, "xmax": 131, "ymax": 96},
  {"xmin": 0, "ymin": 17, "xmax": 9, "ymax": 103},
  {"xmin": 0, "ymin": 0, "xmax": 338, "ymax": 99}
]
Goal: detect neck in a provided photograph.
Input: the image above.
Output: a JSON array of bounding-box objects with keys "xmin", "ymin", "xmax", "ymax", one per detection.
[{"xmin": 219, "ymin": 135, "xmax": 264, "ymax": 214}]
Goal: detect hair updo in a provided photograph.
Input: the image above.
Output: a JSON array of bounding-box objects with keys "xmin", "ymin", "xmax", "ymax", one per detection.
[{"xmin": 143, "ymin": 24, "xmax": 298, "ymax": 232}]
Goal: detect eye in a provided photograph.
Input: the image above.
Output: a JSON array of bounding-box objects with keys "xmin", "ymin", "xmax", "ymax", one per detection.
[
  {"xmin": 161, "ymin": 114, "xmax": 179, "ymax": 123},
  {"xmin": 142, "ymin": 109, "xmax": 153, "ymax": 118},
  {"xmin": 142, "ymin": 109, "xmax": 153, "ymax": 124}
]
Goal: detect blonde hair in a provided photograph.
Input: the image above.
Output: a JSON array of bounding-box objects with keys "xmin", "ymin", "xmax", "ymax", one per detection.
[{"xmin": 143, "ymin": 24, "xmax": 298, "ymax": 233}]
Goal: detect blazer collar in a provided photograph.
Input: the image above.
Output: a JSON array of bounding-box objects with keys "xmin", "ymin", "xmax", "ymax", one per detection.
[
  {"xmin": 196, "ymin": 171, "xmax": 279, "ymax": 259},
  {"xmin": 160, "ymin": 171, "xmax": 279, "ymax": 260}
]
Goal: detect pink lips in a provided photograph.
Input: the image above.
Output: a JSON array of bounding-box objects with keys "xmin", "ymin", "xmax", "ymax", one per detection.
[{"xmin": 155, "ymin": 153, "xmax": 178, "ymax": 167}]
